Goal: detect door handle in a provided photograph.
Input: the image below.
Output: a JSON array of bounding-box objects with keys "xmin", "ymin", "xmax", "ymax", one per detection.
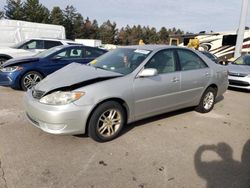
[
  {"xmin": 171, "ymin": 77, "xmax": 179, "ymax": 82},
  {"xmin": 205, "ymin": 72, "xmax": 211, "ymax": 77}
]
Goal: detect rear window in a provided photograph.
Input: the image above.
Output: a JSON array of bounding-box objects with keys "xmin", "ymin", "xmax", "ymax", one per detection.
[{"xmin": 44, "ymin": 41, "xmax": 62, "ymax": 49}]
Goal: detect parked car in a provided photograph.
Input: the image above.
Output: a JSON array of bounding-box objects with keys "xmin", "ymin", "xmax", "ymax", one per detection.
[
  {"xmin": 0, "ymin": 45, "xmax": 107, "ymax": 90},
  {"xmin": 24, "ymin": 45, "xmax": 228, "ymax": 142},
  {"xmin": 0, "ymin": 38, "xmax": 81, "ymax": 65},
  {"xmin": 199, "ymin": 51, "xmax": 220, "ymax": 64},
  {"xmin": 227, "ymin": 54, "xmax": 250, "ymax": 90}
]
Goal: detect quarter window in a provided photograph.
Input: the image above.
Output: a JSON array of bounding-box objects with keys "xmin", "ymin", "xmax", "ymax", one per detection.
[
  {"xmin": 178, "ymin": 50, "xmax": 208, "ymax": 71},
  {"xmin": 85, "ymin": 47, "xmax": 106, "ymax": 58},
  {"xmin": 145, "ymin": 50, "xmax": 176, "ymax": 74}
]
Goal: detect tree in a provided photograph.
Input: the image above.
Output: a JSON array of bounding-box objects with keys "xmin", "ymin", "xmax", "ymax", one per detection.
[
  {"xmin": 50, "ymin": 6, "xmax": 64, "ymax": 25},
  {"xmin": 99, "ymin": 20, "xmax": 117, "ymax": 44},
  {"xmin": 4, "ymin": 0, "xmax": 24, "ymax": 20},
  {"xmin": 22, "ymin": 0, "xmax": 50, "ymax": 23},
  {"xmin": 63, "ymin": 5, "xmax": 83, "ymax": 39},
  {"xmin": 158, "ymin": 27, "xmax": 169, "ymax": 44},
  {"xmin": 82, "ymin": 18, "xmax": 99, "ymax": 39},
  {"xmin": 73, "ymin": 13, "xmax": 84, "ymax": 39}
]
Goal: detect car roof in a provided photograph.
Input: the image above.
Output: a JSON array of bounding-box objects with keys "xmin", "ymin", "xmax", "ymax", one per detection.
[
  {"xmin": 119, "ymin": 44, "xmax": 188, "ymax": 51},
  {"xmin": 24, "ymin": 38, "xmax": 78, "ymax": 43}
]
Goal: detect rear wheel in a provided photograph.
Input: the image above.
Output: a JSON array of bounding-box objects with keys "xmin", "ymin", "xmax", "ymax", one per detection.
[
  {"xmin": 196, "ymin": 87, "xmax": 216, "ymax": 113},
  {"xmin": 88, "ymin": 101, "xmax": 126, "ymax": 142},
  {"xmin": 20, "ymin": 71, "xmax": 43, "ymax": 91}
]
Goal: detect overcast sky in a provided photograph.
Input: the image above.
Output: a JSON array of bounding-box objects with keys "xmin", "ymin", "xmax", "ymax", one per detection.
[{"xmin": 0, "ymin": 0, "xmax": 249, "ymax": 33}]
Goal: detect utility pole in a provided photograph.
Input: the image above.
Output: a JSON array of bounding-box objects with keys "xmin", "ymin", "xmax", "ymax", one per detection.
[{"xmin": 234, "ymin": 0, "xmax": 249, "ymax": 58}]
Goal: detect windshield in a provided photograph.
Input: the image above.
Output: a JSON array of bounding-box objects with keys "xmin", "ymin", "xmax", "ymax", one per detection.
[
  {"xmin": 34, "ymin": 46, "xmax": 64, "ymax": 58},
  {"xmin": 90, "ymin": 48, "xmax": 151, "ymax": 75},
  {"xmin": 233, "ymin": 55, "xmax": 250, "ymax": 66}
]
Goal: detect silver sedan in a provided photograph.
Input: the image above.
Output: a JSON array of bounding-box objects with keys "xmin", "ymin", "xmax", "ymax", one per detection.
[
  {"xmin": 24, "ymin": 45, "xmax": 228, "ymax": 142},
  {"xmin": 227, "ymin": 55, "xmax": 250, "ymax": 90}
]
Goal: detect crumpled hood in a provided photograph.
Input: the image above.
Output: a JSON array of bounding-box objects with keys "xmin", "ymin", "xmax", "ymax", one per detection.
[
  {"xmin": 227, "ymin": 64, "xmax": 250, "ymax": 75},
  {"xmin": 34, "ymin": 63, "xmax": 122, "ymax": 93},
  {"xmin": 3, "ymin": 57, "xmax": 40, "ymax": 67}
]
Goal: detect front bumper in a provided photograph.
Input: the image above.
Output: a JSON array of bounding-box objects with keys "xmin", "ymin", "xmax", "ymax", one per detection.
[
  {"xmin": 24, "ymin": 90, "xmax": 93, "ymax": 135},
  {"xmin": 0, "ymin": 72, "xmax": 14, "ymax": 86},
  {"xmin": 228, "ymin": 75, "xmax": 250, "ymax": 90}
]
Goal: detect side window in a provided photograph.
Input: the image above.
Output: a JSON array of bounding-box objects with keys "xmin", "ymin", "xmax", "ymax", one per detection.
[
  {"xmin": 69, "ymin": 48, "xmax": 82, "ymax": 58},
  {"xmin": 22, "ymin": 40, "xmax": 44, "ymax": 49},
  {"xmin": 54, "ymin": 48, "xmax": 82, "ymax": 59},
  {"xmin": 145, "ymin": 50, "xmax": 176, "ymax": 74},
  {"xmin": 84, "ymin": 48, "xmax": 105, "ymax": 58},
  {"xmin": 44, "ymin": 41, "xmax": 62, "ymax": 49},
  {"xmin": 178, "ymin": 50, "xmax": 208, "ymax": 71}
]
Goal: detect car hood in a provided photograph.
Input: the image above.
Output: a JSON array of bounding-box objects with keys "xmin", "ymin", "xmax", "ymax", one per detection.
[
  {"xmin": 3, "ymin": 57, "xmax": 40, "ymax": 67},
  {"xmin": 227, "ymin": 64, "xmax": 250, "ymax": 75},
  {"xmin": 0, "ymin": 47, "xmax": 36, "ymax": 57},
  {"xmin": 34, "ymin": 63, "xmax": 123, "ymax": 93}
]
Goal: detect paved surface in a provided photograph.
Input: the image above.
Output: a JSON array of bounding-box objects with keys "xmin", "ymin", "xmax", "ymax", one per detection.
[{"xmin": 0, "ymin": 86, "xmax": 249, "ymax": 188}]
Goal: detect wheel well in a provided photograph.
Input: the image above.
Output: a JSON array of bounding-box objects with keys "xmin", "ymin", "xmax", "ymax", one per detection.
[
  {"xmin": 85, "ymin": 98, "xmax": 129, "ymax": 134},
  {"xmin": 207, "ymin": 84, "xmax": 218, "ymax": 96},
  {"xmin": 0, "ymin": 54, "xmax": 12, "ymax": 60},
  {"xmin": 19, "ymin": 70, "xmax": 45, "ymax": 88}
]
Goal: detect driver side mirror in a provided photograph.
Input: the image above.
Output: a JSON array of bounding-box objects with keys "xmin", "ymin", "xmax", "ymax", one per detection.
[
  {"xmin": 51, "ymin": 56, "xmax": 63, "ymax": 60},
  {"xmin": 138, "ymin": 68, "xmax": 158, "ymax": 77}
]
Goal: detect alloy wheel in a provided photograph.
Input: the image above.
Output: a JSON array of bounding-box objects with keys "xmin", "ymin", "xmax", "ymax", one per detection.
[{"xmin": 97, "ymin": 109, "xmax": 122, "ymax": 137}]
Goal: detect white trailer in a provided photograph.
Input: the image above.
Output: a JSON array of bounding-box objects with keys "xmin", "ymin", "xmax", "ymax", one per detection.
[
  {"xmin": 175, "ymin": 30, "xmax": 250, "ymax": 62},
  {"xmin": 0, "ymin": 19, "xmax": 66, "ymax": 47},
  {"xmin": 74, "ymin": 39, "xmax": 102, "ymax": 47}
]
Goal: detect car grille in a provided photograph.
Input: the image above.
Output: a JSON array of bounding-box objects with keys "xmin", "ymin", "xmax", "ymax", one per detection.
[
  {"xmin": 228, "ymin": 72, "xmax": 247, "ymax": 77},
  {"xmin": 32, "ymin": 89, "xmax": 45, "ymax": 99},
  {"xmin": 229, "ymin": 80, "xmax": 250, "ymax": 86}
]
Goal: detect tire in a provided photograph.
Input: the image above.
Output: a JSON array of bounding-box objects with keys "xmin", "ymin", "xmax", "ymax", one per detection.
[
  {"xmin": 0, "ymin": 57, "xmax": 9, "ymax": 66},
  {"xmin": 195, "ymin": 87, "xmax": 216, "ymax": 113},
  {"xmin": 20, "ymin": 71, "xmax": 43, "ymax": 91},
  {"xmin": 88, "ymin": 101, "xmax": 126, "ymax": 142}
]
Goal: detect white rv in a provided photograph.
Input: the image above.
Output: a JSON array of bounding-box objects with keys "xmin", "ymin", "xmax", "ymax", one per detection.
[{"xmin": 176, "ymin": 30, "xmax": 250, "ymax": 62}]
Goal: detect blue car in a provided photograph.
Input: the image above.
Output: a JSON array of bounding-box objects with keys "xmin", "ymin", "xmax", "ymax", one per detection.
[{"xmin": 0, "ymin": 45, "xmax": 107, "ymax": 90}]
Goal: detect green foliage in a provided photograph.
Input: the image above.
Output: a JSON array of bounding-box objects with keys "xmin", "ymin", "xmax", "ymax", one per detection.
[
  {"xmin": 50, "ymin": 6, "xmax": 64, "ymax": 25},
  {"xmin": 4, "ymin": 0, "xmax": 24, "ymax": 20},
  {"xmin": 99, "ymin": 20, "xmax": 118, "ymax": 44},
  {"xmin": 22, "ymin": 0, "xmax": 50, "ymax": 23},
  {"xmin": 2, "ymin": 0, "xmax": 185, "ymax": 44},
  {"xmin": 63, "ymin": 5, "xmax": 84, "ymax": 39}
]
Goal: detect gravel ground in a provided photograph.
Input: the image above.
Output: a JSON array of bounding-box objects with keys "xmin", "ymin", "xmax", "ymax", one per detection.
[{"xmin": 0, "ymin": 86, "xmax": 249, "ymax": 188}]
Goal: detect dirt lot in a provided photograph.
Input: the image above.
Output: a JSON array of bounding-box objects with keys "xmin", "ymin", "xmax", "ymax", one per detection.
[{"xmin": 0, "ymin": 86, "xmax": 249, "ymax": 188}]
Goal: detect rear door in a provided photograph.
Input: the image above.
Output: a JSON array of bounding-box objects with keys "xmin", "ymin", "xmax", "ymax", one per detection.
[{"xmin": 177, "ymin": 49, "xmax": 211, "ymax": 104}]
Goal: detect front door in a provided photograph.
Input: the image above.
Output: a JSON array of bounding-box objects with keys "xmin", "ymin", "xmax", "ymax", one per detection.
[{"xmin": 133, "ymin": 49, "xmax": 181, "ymax": 119}]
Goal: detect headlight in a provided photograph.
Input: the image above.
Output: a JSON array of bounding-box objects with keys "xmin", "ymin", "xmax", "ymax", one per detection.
[
  {"xmin": 39, "ymin": 91, "xmax": 85, "ymax": 105},
  {"xmin": 0, "ymin": 66, "xmax": 23, "ymax": 72}
]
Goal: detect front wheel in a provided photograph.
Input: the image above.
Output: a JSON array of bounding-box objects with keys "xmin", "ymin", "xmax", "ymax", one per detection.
[
  {"xmin": 20, "ymin": 71, "xmax": 43, "ymax": 91},
  {"xmin": 88, "ymin": 101, "xmax": 126, "ymax": 142},
  {"xmin": 195, "ymin": 87, "xmax": 216, "ymax": 113}
]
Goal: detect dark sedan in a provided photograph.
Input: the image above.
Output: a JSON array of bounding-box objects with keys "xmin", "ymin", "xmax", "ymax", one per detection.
[{"xmin": 0, "ymin": 45, "xmax": 107, "ymax": 90}]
